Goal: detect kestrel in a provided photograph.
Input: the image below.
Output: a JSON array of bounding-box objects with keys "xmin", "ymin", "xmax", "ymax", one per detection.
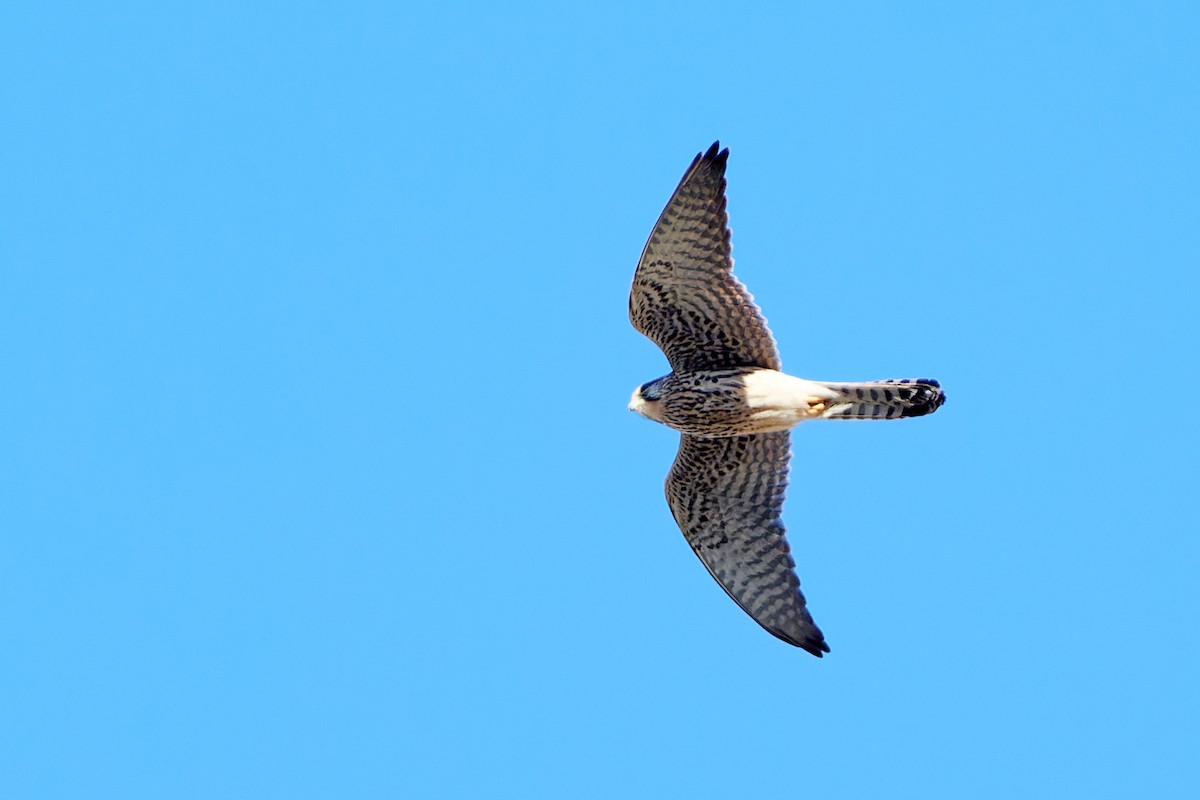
[{"xmin": 629, "ymin": 142, "xmax": 945, "ymax": 656}]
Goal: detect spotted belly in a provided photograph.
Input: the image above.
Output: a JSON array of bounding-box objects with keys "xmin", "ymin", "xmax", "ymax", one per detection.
[{"xmin": 658, "ymin": 368, "xmax": 838, "ymax": 436}]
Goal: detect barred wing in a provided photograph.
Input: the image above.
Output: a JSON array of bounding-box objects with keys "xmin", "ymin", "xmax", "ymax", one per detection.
[
  {"xmin": 630, "ymin": 142, "xmax": 781, "ymax": 373},
  {"xmin": 665, "ymin": 432, "xmax": 828, "ymax": 656}
]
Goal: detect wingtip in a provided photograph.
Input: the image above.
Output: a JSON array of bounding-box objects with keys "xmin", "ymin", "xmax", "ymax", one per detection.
[
  {"xmin": 770, "ymin": 621, "xmax": 830, "ymax": 657},
  {"xmin": 676, "ymin": 141, "xmax": 730, "ymax": 186},
  {"xmin": 800, "ymin": 638, "xmax": 831, "ymax": 658},
  {"xmin": 702, "ymin": 140, "xmax": 730, "ymax": 169}
]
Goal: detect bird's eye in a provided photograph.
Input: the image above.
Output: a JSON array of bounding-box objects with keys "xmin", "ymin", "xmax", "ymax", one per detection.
[{"xmin": 640, "ymin": 381, "xmax": 662, "ymax": 401}]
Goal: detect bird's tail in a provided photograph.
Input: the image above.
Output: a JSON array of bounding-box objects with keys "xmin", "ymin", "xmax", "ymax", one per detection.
[{"xmin": 818, "ymin": 379, "xmax": 945, "ymax": 420}]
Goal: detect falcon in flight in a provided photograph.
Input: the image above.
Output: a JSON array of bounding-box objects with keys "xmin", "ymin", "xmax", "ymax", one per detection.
[{"xmin": 629, "ymin": 142, "xmax": 945, "ymax": 656}]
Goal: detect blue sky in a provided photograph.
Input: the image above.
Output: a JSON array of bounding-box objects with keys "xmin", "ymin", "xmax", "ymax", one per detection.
[{"xmin": 3, "ymin": 1, "xmax": 1198, "ymax": 797}]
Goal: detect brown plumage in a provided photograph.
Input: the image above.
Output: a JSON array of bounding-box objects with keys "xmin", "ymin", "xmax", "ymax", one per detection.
[{"xmin": 629, "ymin": 142, "xmax": 945, "ymax": 655}]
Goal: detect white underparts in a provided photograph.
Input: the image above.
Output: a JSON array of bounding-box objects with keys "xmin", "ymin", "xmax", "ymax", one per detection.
[{"xmin": 741, "ymin": 369, "xmax": 841, "ymax": 432}]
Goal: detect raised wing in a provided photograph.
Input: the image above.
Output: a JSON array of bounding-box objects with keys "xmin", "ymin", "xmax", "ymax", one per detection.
[
  {"xmin": 665, "ymin": 431, "xmax": 828, "ymax": 655},
  {"xmin": 630, "ymin": 142, "xmax": 781, "ymax": 373}
]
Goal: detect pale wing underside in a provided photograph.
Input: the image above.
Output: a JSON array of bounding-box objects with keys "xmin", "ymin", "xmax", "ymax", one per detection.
[
  {"xmin": 629, "ymin": 142, "xmax": 781, "ymax": 373},
  {"xmin": 665, "ymin": 431, "xmax": 828, "ymax": 655}
]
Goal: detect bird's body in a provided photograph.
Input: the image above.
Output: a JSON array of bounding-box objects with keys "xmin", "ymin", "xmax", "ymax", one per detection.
[
  {"xmin": 631, "ymin": 368, "xmax": 944, "ymax": 435},
  {"xmin": 628, "ymin": 142, "xmax": 945, "ymax": 656}
]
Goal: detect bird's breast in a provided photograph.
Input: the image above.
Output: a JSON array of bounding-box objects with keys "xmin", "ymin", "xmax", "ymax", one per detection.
[
  {"xmin": 654, "ymin": 369, "xmax": 841, "ymax": 435},
  {"xmin": 655, "ymin": 368, "xmax": 753, "ymax": 436}
]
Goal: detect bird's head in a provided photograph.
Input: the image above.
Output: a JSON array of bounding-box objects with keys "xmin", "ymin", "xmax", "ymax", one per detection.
[{"xmin": 629, "ymin": 377, "xmax": 668, "ymax": 423}]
